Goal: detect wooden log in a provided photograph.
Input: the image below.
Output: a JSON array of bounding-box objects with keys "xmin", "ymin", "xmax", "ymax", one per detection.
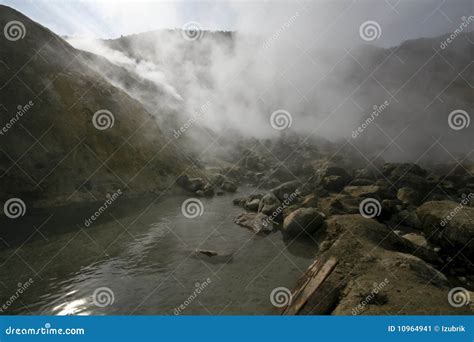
[{"xmin": 282, "ymin": 256, "xmax": 338, "ymax": 315}]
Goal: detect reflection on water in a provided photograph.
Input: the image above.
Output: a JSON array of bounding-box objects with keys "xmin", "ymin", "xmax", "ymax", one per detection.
[{"xmin": 0, "ymin": 189, "xmax": 317, "ymax": 315}]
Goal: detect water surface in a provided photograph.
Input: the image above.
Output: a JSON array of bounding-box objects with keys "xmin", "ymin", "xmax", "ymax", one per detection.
[{"xmin": 0, "ymin": 188, "xmax": 317, "ymax": 315}]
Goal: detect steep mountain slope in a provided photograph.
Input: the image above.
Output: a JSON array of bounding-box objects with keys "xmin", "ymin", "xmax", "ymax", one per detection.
[{"xmin": 0, "ymin": 5, "xmax": 188, "ymax": 208}]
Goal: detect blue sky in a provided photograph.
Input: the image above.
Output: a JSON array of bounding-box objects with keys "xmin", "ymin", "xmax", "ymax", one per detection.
[{"xmin": 0, "ymin": 0, "xmax": 472, "ymax": 47}]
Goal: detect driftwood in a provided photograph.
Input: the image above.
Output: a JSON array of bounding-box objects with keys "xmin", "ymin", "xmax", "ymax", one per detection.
[{"xmin": 282, "ymin": 256, "xmax": 338, "ymax": 315}]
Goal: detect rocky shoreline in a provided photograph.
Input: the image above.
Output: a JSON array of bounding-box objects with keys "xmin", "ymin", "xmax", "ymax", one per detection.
[{"xmin": 176, "ymin": 137, "xmax": 474, "ymax": 314}]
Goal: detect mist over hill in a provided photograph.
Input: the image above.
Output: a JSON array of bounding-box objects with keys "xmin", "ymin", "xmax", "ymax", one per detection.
[{"xmin": 69, "ymin": 25, "xmax": 473, "ymax": 164}]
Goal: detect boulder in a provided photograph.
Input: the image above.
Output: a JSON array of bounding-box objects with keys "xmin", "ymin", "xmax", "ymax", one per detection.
[
  {"xmin": 381, "ymin": 199, "xmax": 402, "ymax": 215},
  {"xmin": 177, "ymin": 175, "xmax": 206, "ymax": 193},
  {"xmin": 187, "ymin": 178, "xmax": 205, "ymax": 192},
  {"xmin": 271, "ymin": 180, "xmax": 301, "ymax": 201},
  {"xmin": 402, "ymin": 233, "xmax": 428, "ymax": 248},
  {"xmin": 258, "ymin": 193, "xmax": 281, "ymax": 216},
  {"xmin": 343, "ymin": 185, "xmax": 381, "ymax": 198},
  {"xmin": 233, "ymin": 194, "xmax": 262, "ymax": 209},
  {"xmin": 232, "ymin": 197, "xmax": 246, "ymax": 206},
  {"xmin": 381, "ymin": 163, "xmax": 429, "ymax": 194},
  {"xmin": 202, "ymin": 183, "xmax": 215, "ymax": 197},
  {"xmin": 302, "ymin": 194, "xmax": 319, "ymax": 208},
  {"xmin": 318, "ymin": 194, "xmax": 360, "ymax": 216},
  {"xmin": 417, "ymin": 201, "xmax": 474, "ymax": 257},
  {"xmin": 354, "ymin": 168, "xmax": 378, "ymax": 180},
  {"xmin": 210, "ymin": 173, "xmax": 226, "ymax": 187},
  {"xmin": 234, "ymin": 212, "xmax": 272, "ymax": 235},
  {"xmin": 270, "ymin": 167, "xmax": 294, "ymax": 182},
  {"xmin": 382, "ymin": 163, "xmax": 427, "ymax": 178},
  {"xmin": 394, "ymin": 209, "xmax": 422, "ymax": 230},
  {"xmin": 397, "ymin": 187, "xmax": 421, "ymax": 206},
  {"xmin": 244, "ymin": 198, "xmax": 261, "ymax": 212},
  {"xmin": 222, "ymin": 181, "xmax": 237, "ymax": 193},
  {"xmin": 318, "ymin": 162, "xmax": 352, "ymax": 182},
  {"xmin": 322, "ymin": 175, "xmax": 346, "ymax": 192},
  {"xmin": 350, "ymin": 179, "xmax": 374, "ymax": 186},
  {"xmin": 282, "ymin": 208, "xmax": 326, "ymax": 237}
]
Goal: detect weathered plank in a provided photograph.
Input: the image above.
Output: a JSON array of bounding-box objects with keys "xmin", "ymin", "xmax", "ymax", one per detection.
[{"xmin": 282, "ymin": 257, "xmax": 338, "ymax": 315}]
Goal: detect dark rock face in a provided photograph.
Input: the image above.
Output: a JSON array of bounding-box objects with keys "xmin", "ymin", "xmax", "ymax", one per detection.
[{"xmin": 282, "ymin": 208, "xmax": 326, "ymax": 237}]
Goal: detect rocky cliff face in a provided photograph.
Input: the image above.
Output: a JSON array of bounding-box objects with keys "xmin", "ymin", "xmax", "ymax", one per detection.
[{"xmin": 0, "ymin": 5, "xmax": 188, "ymax": 208}]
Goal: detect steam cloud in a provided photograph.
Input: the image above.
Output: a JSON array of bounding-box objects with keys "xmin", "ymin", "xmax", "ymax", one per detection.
[{"xmin": 64, "ymin": 0, "xmax": 473, "ymax": 162}]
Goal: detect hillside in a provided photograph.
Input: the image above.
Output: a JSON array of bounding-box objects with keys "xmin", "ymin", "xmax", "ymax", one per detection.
[{"xmin": 0, "ymin": 5, "xmax": 188, "ymax": 208}]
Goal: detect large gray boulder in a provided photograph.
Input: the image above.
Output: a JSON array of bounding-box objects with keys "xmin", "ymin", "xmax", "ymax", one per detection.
[
  {"xmin": 282, "ymin": 208, "xmax": 326, "ymax": 237},
  {"xmin": 417, "ymin": 201, "xmax": 474, "ymax": 257}
]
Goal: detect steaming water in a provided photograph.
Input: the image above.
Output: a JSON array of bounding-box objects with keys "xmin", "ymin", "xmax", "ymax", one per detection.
[{"xmin": 0, "ymin": 188, "xmax": 317, "ymax": 315}]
